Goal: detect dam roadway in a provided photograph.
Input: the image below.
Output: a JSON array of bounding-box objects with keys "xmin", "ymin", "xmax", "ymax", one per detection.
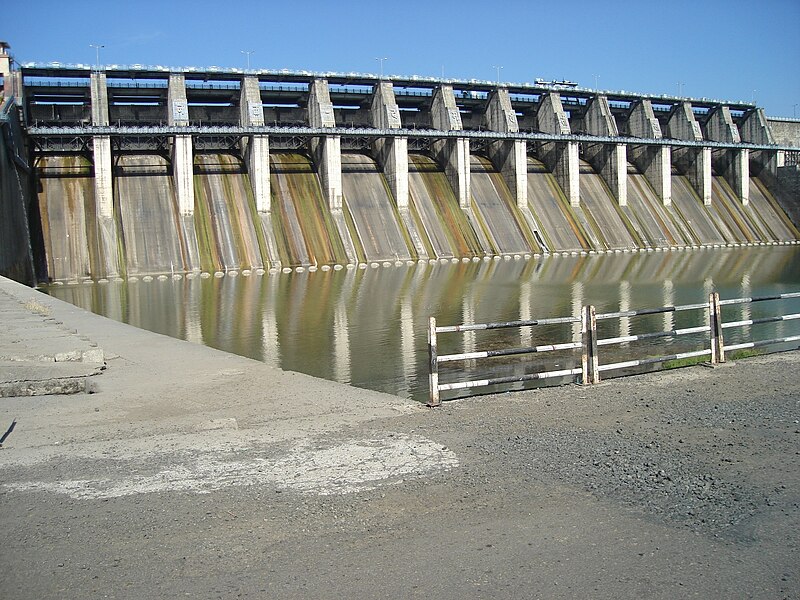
[{"xmin": 0, "ymin": 275, "xmax": 798, "ymax": 599}]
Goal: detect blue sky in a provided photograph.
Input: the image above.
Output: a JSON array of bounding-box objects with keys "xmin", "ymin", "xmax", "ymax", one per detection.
[{"xmin": 5, "ymin": 0, "xmax": 799, "ymax": 117}]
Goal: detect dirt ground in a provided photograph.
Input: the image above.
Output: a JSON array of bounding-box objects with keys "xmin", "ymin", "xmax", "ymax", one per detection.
[{"xmin": 0, "ymin": 277, "xmax": 798, "ymax": 599}]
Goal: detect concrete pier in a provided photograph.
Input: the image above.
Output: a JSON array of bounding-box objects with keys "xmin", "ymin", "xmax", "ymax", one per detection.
[
  {"xmin": 667, "ymin": 102, "xmax": 711, "ymax": 205},
  {"xmin": 536, "ymin": 93, "xmax": 579, "ymax": 206},
  {"xmin": 239, "ymin": 76, "xmax": 270, "ymax": 213},
  {"xmin": 167, "ymin": 74, "xmax": 194, "ymax": 215},
  {"xmin": 627, "ymin": 100, "xmax": 671, "ymax": 205},
  {"xmin": 583, "ymin": 95, "xmax": 627, "ymax": 206},
  {"xmin": 370, "ymin": 82, "xmax": 408, "ymax": 208},
  {"xmin": 90, "ymin": 72, "xmax": 113, "ymax": 220},
  {"xmin": 483, "ymin": 88, "xmax": 526, "ymax": 208},
  {"xmin": 706, "ymin": 106, "xmax": 748, "ymax": 204},
  {"xmin": 431, "ymin": 85, "xmax": 470, "ymax": 208},
  {"xmin": 307, "ymin": 79, "xmax": 357, "ymax": 263},
  {"xmin": 369, "ymin": 82, "xmax": 429, "ymax": 258},
  {"xmin": 308, "ymin": 79, "xmax": 343, "ymax": 210},
  {"xmin": 89, "ymin": 72, "xmax": 120, "ymax": 278},
  {"xmin": 740, "ymin": 108, "xmax": 778, "ymax": 177}
]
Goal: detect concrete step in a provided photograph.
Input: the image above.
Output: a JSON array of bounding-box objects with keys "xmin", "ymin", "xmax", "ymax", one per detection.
[
  {"xmin": 0, "ymin": 360, "xmax": 104, "ymax": 397},
  {"xmin": 0, "ymin": 287, "xmax": 106, "ymax": 396}
]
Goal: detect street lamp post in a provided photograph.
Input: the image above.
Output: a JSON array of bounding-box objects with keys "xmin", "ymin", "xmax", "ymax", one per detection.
[
  {"xmin": 375, "ymin": 57, "xmax": 388, "ymax": 79},
  {"xmin": 241, "ymin": 50, "xmax": 255, "ymax": 70},
  {"xmin": 593, "ymin": 74, "xmax": 600, "ymax": 92},
  {"xmin": 677, "ymin": 81, "xmax": 684, "ymax": 97},
  {"xmin": 493, "ymin": 65, "xmax": 503, "ymax": 84},
  {"xmin": 89, "ymin": 43, "xmax": 104, "ymax": 71}
]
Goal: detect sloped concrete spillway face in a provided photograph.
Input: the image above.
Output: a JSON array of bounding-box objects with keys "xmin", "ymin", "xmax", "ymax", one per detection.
[
  {"xmin": 526, "ymin": 157, "xmax": 589, "ymax": 253},
  {"xmin": 341, "ymin": 153, "xmax": 413, "ymax": 263},
  {"xmin": 625, "ymin": 164, "xmax": 691, "ymax": 248},
  {"xmin": 708, "ymin": 175, "xmax": 800, "ymax": 244},
  {"xmin": 193, "ymin": 153, "xmax": 265, "ymax": 273},
  {"xmin": 710, "ymin": 176, "xmax": 765, "ymax": 243},
  {"xmin": 408, "ymin": 154, "xmax": 484, "ymax": 259},
  {"xmin": 470, "ymin": 155, "xmax": 535, "ymax": 255},
  {"xmin": 115, "ymin": 155, "xmax": 186, "ymax": 277},
  {"xmin": 669, "ymin": 175, "xmax": 726, "ymax": 245},
  {"xmin": 747, "ymin": 178, "xmax": 800, "ymax": 241},
  {"xmin": 37, "ymin": 156, "xmax": 95, "ymax": 281},
  {"xmin": 270, "ymin": 153, "xmax": 349, "ymax": 267},
  {"xmin": 577, "ymin": 160, "xmax": 640, "ymax": 251}
]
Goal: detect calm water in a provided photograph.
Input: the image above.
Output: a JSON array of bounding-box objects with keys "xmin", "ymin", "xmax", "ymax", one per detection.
[{"xmin": 45, "ymin": 247, "xmax": 800, "ymax": 402}]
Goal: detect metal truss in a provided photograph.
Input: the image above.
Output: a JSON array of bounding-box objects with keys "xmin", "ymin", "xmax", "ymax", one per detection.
[
  {"xmin": 25, "ymin": 124, "xmax": 800, "ymax": 153},
  {"xmin": 193, "ymin": 134, "xmax": 245, "ymax": 151},
  {"xmin": 269, "ymin": 134, "xmax": 308, "ymax": 150},
  {"xmin": 340, "ymin": 135, "xmax": 372, "ymax": 151}
]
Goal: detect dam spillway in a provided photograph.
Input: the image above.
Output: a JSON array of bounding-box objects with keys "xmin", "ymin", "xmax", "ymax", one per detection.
[{"xmin": 1, "ymin": 57, "xmax": 799, "ymax": 284}]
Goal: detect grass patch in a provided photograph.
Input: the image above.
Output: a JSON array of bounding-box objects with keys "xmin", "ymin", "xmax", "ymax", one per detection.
[
  {"xmin": 662, "ymin": 356, "xmax": 707, "ymax": 369},
  {"xmin": 727, "ymin": 348, "xmax": 765, "ymax": 360}
]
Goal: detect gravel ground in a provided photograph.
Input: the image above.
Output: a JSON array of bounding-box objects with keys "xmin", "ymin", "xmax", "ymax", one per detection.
[{"xmin": 2, "ymin": 353, "xmax": 798, "ymax": 599}]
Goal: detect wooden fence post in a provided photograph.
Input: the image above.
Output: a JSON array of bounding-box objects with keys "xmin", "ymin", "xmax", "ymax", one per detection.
[
  {"xmin": 428, "ymin": 316, "xmax": 440, "ymax": 407},
  {"xmin": 581, "ymin": 305, "xmax": 599, "ymax": 384},
  {"xmin": 709, "ymin": 292, "xmax": 726, "ymax": 364}
]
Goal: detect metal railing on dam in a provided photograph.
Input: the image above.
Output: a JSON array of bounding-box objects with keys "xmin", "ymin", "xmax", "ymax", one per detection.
[
  {"xmin": 427, "ymin": 290, "xmax": 800, "ymax": 406},
  {"xmin": 25, "ymin": 124, "xmax": 797, "ymax": 152}
]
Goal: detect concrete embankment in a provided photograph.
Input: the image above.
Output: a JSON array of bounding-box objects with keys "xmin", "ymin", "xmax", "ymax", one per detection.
[
  {"xmin": 0, "ymin": 275, "xmax": 417, "ymax": 448},
  {"xmin": 0, "ymin": 274, "xmax": 798, "ymax": 599}
]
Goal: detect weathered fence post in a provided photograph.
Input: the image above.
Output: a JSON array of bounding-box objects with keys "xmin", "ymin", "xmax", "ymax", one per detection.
[
  {"xmin": 428, "ymin": 316, "xmax": 440, "ymax": 407},
  {"xmin": 581, "ymin": 305, "xmax": 599, "ymax": 384},
  {"xmin": 709, "ymin": 292, "xmax": 726, "ymax": 364}
]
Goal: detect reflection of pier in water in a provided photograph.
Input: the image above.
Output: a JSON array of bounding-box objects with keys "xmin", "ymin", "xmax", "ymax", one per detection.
[{"xmin": 47, "ymin": 247, "xmax": 800, "ymax": 401}]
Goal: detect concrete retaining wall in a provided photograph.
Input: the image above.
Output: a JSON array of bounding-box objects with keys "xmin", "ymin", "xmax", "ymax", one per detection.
[
  {"xmin": 776, "ymin": 165, "xmax": 800, "ymax": 227},
  {"xmin": 768, "ymin": 118, "xmax": 800, "ymax": 147},
  {"xmin": 0, "ymin": 104, "xmax": 35, "ymax": 285}
]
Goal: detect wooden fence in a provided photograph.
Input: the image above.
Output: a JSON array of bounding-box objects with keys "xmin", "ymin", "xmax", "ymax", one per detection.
[{"xmin": 427, "ymin": 291, "xmax": 800, "ymax": 406}]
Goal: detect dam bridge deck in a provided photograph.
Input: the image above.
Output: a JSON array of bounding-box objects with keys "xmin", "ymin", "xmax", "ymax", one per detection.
[{"xmin": 26, "ymin": 125, "xmax": 794, "ymax": 153}]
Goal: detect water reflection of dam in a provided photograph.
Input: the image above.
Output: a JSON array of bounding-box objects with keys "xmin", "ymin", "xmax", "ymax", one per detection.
[
  {"xmin": 49, "ymin": 247, "xmax": 800, "ymax": 401},
  {"xmin": 8, "ymin": 62, "xmax": 796, "ymax": 283}
]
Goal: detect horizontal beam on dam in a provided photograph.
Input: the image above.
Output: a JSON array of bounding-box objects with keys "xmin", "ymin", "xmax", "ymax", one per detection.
[{"xmin": 27, "ymin": 125, "xmax": 797, "ymax": 152}]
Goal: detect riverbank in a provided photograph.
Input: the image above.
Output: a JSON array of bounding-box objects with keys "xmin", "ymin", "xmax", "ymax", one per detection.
[{"xmin": 0, "ymin": 275, "xmax": 798, "ymax": 599}]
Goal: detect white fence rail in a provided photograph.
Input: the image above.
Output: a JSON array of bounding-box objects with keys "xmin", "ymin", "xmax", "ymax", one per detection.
[{"xmin": 427, "ymin": 291, "xmax": 800, "ymax": 406}]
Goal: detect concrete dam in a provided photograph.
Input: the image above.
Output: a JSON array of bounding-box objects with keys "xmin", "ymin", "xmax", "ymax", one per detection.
[{"xmin": 2, "ymin": 47, "xmax": 800, "ymax": 284}]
